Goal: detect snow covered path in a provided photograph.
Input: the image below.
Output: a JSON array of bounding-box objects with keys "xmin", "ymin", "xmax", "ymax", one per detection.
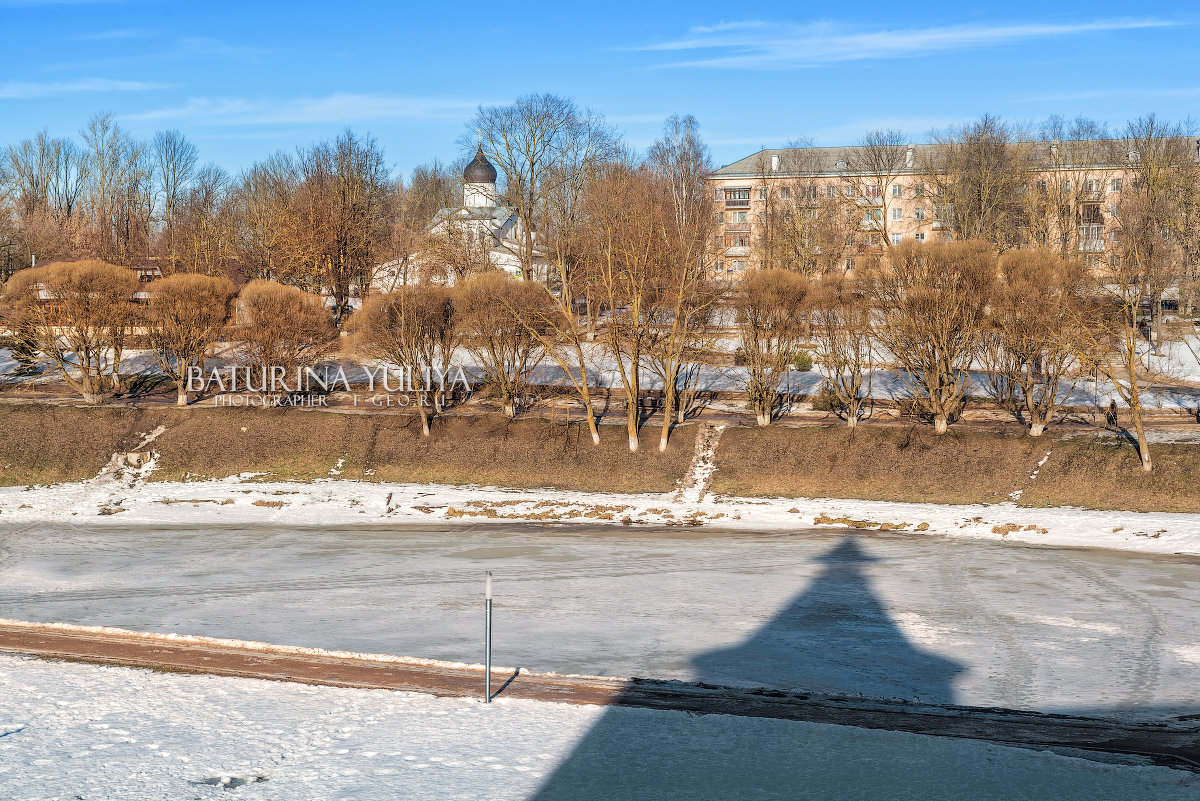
[
  {"xmin": 3, "ymin": 522, "xmax": 1199, "ymax": 720},
  {"xmin": 2, "ymin": 655, "xmax": 1197, "ymax": 801}
]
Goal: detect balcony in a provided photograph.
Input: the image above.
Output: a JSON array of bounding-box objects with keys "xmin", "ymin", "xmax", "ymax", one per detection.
[
  {"xmin": 724, "ymin": 199, "xmax": 751, "ymax": 208},
  {"xmin": 1079, "ymin": 239, "xmax": 1106, "ymax": 253},
  {"xmin": 724, "ymin": 223, "xmax": 751, "ymax": 233},
  {"xmin": 724, "ymin": 246, "xmax": 751, "ymax": 257}
]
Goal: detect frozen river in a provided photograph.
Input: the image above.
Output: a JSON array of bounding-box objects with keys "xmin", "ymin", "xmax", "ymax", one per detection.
[{"xmin": 2, "ymin": 522, "xmax": 1198, "ymax": 720}]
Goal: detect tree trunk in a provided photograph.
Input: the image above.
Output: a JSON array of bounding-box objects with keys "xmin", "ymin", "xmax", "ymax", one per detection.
[
  {"xmin": 658, "ymin": 375, "xmax": 677, "ymax": 452},
  {"xmin": 846, "ymin": 413, "xmax": 858, "ymax": 430},
  {"xmin": 1029, "ymin": 420, "xmax": 1045, "ymax": 437},
  {"xmin": 502, "ymin": 397, "xmax": 517, "ymax": 418},
  {"xmin": 176, "ymin": 384, "xmax": 189, "ymax": 407},
  {"xmin": 933, "ymin": 413, "xmax": 949, "ymax": 434}
]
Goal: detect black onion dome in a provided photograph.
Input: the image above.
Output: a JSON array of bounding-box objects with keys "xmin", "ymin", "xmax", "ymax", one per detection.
[{"xmin": 463, "ymin": 147, "xmax": 497, "ymax": 183}]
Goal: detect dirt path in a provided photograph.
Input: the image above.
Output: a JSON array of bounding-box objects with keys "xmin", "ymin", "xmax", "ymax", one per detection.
[{"xmin": 2, "ymin": 620, "xmax": 1197, "ymax": 772}]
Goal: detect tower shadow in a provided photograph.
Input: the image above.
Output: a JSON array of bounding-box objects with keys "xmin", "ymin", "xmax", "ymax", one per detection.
[{"xmin": 526, "ymin": 534, "xmax": 968, "ymax": 800}]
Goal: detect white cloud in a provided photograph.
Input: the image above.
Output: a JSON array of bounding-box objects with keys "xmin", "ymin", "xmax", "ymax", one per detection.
[
  {"xmin": 122, "ymin": 93, "xmax": 487, "ymax": 125},
  {"xmin": 637, "ymin": 18, "xmax": 1178, "ymax": 69},
  {"xmin": 0, "ymin": 77, "xmax": 166, "ymax": 99}
]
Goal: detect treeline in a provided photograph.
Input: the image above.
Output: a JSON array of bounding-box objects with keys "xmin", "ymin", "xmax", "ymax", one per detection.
[
  {"xmin": 2, "ymin": 98, "xmax": 1199, "ymax": 475},
  {"xmin": 0, "ymin": 113, "xmax": 463, "ymax": 324}
]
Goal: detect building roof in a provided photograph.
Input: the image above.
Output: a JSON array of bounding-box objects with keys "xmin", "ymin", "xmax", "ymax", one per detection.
[
  {"xmin": 713, "ymin": 137, "xmax": 1200, "ymax": 179},
  {"xmin": 463, "ymin": 146, "xmax": 498, "ymax": 184}
]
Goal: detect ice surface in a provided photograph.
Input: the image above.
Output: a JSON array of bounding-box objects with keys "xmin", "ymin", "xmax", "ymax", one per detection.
[{"xmin": 3, "ymin": 522, "xmax": 1199, "ymax": 719}]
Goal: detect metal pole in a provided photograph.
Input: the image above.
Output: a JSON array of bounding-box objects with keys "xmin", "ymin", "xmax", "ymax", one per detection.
[{"xmin": 484, "ymin": 571, "xmax": 493, "ymax": 703}]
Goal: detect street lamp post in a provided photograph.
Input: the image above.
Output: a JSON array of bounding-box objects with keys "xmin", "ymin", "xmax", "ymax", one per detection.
[{"xmin": 484, "ymin": 571, "xmax": 493, "ymax": 703}]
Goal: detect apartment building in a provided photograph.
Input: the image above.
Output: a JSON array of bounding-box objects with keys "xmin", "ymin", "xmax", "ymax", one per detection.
[{"xmin": 706, "ymin": 139, "xmax": 1200, "ymax": 279}]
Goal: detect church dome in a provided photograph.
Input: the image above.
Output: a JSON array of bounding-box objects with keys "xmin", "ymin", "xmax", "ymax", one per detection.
[{"xmin": 464, "ymin": 147, "xmax": 497, "ymax": 184}]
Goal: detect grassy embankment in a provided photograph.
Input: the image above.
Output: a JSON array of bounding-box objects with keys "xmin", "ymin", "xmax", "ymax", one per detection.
[{"xmin": 1, "ymin": 404, "xmax": 1199, "ymax": 513}]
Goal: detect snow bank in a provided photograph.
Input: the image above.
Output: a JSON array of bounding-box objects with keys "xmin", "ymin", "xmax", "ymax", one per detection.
[
  {"xmin": 1, "ymin": 655, "xmax": 1195, "ymax": 800},
  {"xmin": 3, "ymin": 466, "xmax": 1199, "ymax": 557}
]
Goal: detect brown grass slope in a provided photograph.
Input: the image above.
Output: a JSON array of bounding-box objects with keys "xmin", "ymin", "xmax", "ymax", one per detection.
[
  {"xmin": 0, "ymin": 406, "xmax": 695, "ymax": 494},
  {"xmin": 3, "ymin": 404, "xmax": 1200, "ymax": 513}
]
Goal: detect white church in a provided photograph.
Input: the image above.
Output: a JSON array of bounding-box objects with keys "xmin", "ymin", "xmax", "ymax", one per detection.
[{"xmin": 372, "ymin": 146, "xmax": 547, "ymax": 290}]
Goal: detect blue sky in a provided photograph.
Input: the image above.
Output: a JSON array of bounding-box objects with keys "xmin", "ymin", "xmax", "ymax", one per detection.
[{"xmin": 1, "ymin": 0, "xmax": 1195, "ymax": 177}]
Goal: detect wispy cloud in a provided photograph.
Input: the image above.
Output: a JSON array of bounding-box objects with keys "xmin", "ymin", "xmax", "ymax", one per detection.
[
  {"xmin": 0, "ymin": 77, "xmax": 166, "ymax": 99},
  {"xmin": 122, "ymin": 93, "xmax": 486, "ymax": 125},
  {"xmin": 637, "ymin": 18, "xmax": 1178, "ymax": 69},
  {"xmin": 73, "ymin": 27, "xmax": 155, "ymax": 41}
]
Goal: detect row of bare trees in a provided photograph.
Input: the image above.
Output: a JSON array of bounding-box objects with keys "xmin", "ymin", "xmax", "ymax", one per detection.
[{"xmin": 734, "ymin": 241, "xmax": 1166, "ymax": 471}]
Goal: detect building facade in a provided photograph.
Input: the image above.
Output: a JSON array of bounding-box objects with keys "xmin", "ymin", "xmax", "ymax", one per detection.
[{"xmin": 706, "ymin": 138, "xmax": 1200, "ymax": 279}]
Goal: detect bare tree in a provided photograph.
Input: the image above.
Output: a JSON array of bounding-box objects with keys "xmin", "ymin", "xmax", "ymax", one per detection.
[
  {"xmin": 812, "ymin": 273, "xmax": 875, "ymax": 428},
  {"xmin": 233, "ymin": 280, "xmax": 338, "ymax": 376},
  {"xmin": 351, "ymin": 286, "xmax": 455, "ymax": 435},
  {"xmin": 1, "ymin": 260, "xmax": 138, "ymax": 403},
  {"xmin": 582, "ymin": 162, "xmax": 671, "ymax": 451},
  {"xmin": 868, "ymin": 240, "xmax": 996, "ymax": 434},
  {"xmin": 468, "ymin": 93, "xmax": 618, "ymax": 282},
  {"xmin": 735, "ymin": 268, "xmax": 810, "ymax": 425},
  {"xmin": 146, "ymin": 272, "xmax": 235, "ymax": 405},
  {"xmin": 647, "ymin": 115, "xmax": 720, "ymax": 449},
  {"xmin": 276, "ymin": 129, "xmax": 392, "ymax": 325},
  {"xmin": 378, "ymin": 161, "xmax": 458, "ymax": 290},
  {"xmin": 1119, "ymin": 115, "xmax": 1198, "ymax": 353},
  {"xmin": 455, "ymin": 271, "xmax": 547, "ymax": 417},
  {"xmin": 981, "ymin": 250, "xmax": 1088, "ymax": 436},
  {"xmin": 152, "ymin": 129, "xmax": 198, "ymax": 269},
  {"xmin": 175, "ymin": 164, "xmax": 236, "ymax": 276},
  {"xmin": 842, "ymin": 129, "xmax": 910, "ymax": 251},
  {"xmin": 924, "ymin": 115, "xmax": 1033, "ymax": 248},
  {"xmin": 232, "ymin": 152, "xmax": 296, "ymax": 282},
  {"xmin": 81, "ymin": 112, "xmax": 149, "ymax": 260}
]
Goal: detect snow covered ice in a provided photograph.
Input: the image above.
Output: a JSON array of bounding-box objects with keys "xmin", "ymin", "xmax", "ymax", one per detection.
[{"xmin": 4, "ymin": 522, "xmax": 1200, "ymax": 719}]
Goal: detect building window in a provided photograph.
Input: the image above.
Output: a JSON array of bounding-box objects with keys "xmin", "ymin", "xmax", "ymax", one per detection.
[
  {"xmin": 1084, "ymin": 179, "xmax": 1098, "ymax": 193},
  {"xmin": 731, "ymin": 211, "xmax": 748, "ymax": 223},
  {"xmin": 891, "ymin": 208, "xmax": 902, "ymax": 221},
  {"xmin": 914, "ymin": 208, "xmax": 925, "ymax": 221},
  {"xmin": 758, "ymin": 188, "xmax": 767, "ymax": 200},
  {"xmin": 780, "ymin": 187, "xmax": 791, "ymax": 201},
  {"xmin": 891, "ymin": 233, "xmax": 902, "ymax": 245},
  {"xmin": 728, "ymin": 235, "xmax": 750, "ymax": 248},
  {"xmin": 914, "ymin": 232, "xmax": 925, "ymax": 242},
  {"xmin": 730, "ymin": 259, "xmax": 748, "ymax": 272},
  {"xmin": 844, "ymin": 258, "xmax": 855, "ymax": 271},
  {"xmin": 867, "ymin": 184, "xmax": 880, "ymax": 198},
  {"xmin": 914, "ymin": 184, "xmax": 925, "ymax": 197},
  {"xmin": 865, "ymin": 208, "xmax": 882, "ymax": 222},
  {"xmin": 725, "ymin": 188, "xmax": 750, "ymax": 201},
  {"xmin": 713, "ymin": 212, "xmax": 722, "ymax": 224},
  {"xmin": 826, "ymin": 186, "xmax": 836, "ymax": 199},
  {"xmin": 1109, "ymin": 254, "xmax": 1122, "ymax": 267},
  {"xmin": 1110, "ymin": 178, "xmax": 1122, "ymax": 192},
  {"xmin": 1036, "ymin": 180, "xmax": 1047, "ymax": 193},
  {"xmin": 844, "ymin": 185, "xmax": 856, "ymax": 198},
  {"xmin": 715, "ymin": 189, "xmax": 722, "ymax": 200},
  {"xmin": 892, "ymin": 184, "xmax": 903, "ymax": 198}
]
